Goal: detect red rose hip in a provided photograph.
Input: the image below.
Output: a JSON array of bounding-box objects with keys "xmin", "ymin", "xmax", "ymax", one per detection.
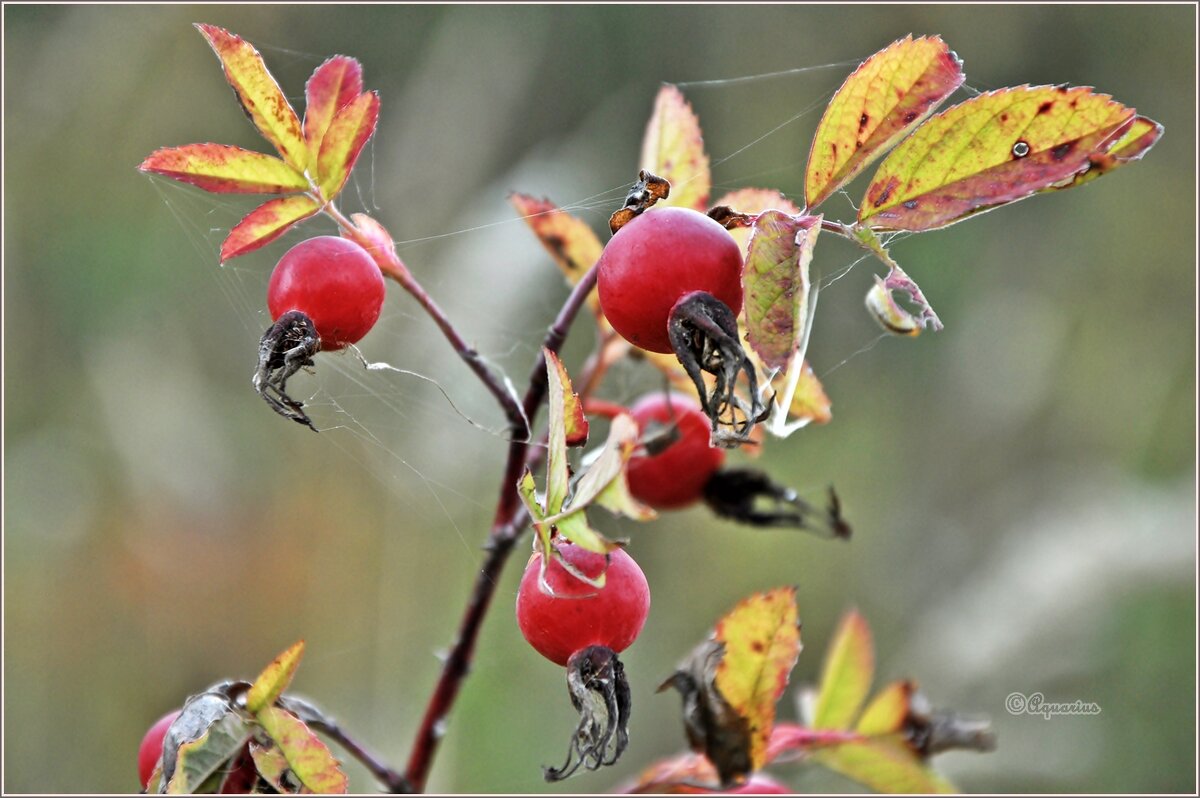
[
  {"xmin": 627, "ymin": 392, "xmax": 725, "ymax": 509},
  {"xmin": 267, "ymin": 235, "xmax": 385, "ymax": 350},
  {"xmin": 137, "ymin": 709, "xmax": 181, "ymax": 788},
  {"xmin": 597, "ymin": 207, "xmax": 743, "ymax": 355},
  {"xmin": 516, "ymin": 541, "xmax": 650, "ymax": 667}
]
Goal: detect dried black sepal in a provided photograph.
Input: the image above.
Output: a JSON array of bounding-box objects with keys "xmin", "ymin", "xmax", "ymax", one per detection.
[
  {"xmin": 667, "ymin": 291, "xmax": 767, "ymax": 448},
  {"xmin": 543, "ymin": 645, "xmax": 632, "ymax": 782},
  {"xmin": 905, "ymin": 690, "xmax": 996, "ymax": 757},
  {"xmin": 252, "ymin": 309, "xmax": 321, "ymax": 431},
  {"xmin": 702, "ymin": 468, "xmax": 851, "ymax": 538}
]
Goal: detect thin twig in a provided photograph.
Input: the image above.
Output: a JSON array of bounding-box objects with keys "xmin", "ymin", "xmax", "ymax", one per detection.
[{"xmin": 402, "ymin": 264, "xmax": 600, "ymax": 792}]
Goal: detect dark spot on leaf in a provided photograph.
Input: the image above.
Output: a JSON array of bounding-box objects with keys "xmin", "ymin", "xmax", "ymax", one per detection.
[
  {"xmin": 859, "ymin": 113, "xmax": 870, "ymax": 131},
  {"xmin": 870, "ymin": 178, "xmax": 899, "ymax": 208},
  {"xmin": 830, "ymin": 142, "xmax": 837, "ymax": 156},
  {"xmin": 1037, "ymin": 101, "xmax": 1055, "ymax": 115},
  {"xmin": 855, "ymin": 140, "xmax": 863, "ymax": 150},
  {"xmin": 1051, "ymin": 142, "xmax": 1074, "ymax": 161},
  {"xmin": 903, "ymin": 200, "xmax": 918, "ymax": 210},
  {"xmin": 904, "ymin": 111, "xmax": 918, "ymax": 124},
  {"xmin": 1011, "ymin": 140, "xmax": 1031, "ymax": 159},
  {"xmin": 750, "ymin": 640, "xmax": 765, "ymax": 654},
  {"xmin": 1000, "ymin": 113, "xmax": 1009, "ymax": 123}
]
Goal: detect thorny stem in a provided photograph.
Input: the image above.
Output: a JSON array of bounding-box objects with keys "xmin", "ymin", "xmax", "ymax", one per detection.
[
  {"xmin": 402, "ymin": 264, "xmax": 601, "ymax": 792},
  {"xmin": 322, "ymin": 202, "xmax": 529, "ymax": 438}
]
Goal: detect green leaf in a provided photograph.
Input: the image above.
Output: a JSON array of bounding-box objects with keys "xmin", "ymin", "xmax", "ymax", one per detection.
[
  {"xmin": 543, "ymin": 349, "xmax": 574, "ymax": 515},
  {"xmin": 249, "ymin": 741, "xmax": 292, "ymax": 793},
  {"xmin": 742, "ymin": 212, "xmax": 821, "ymax": 372},
  {"xmin": 859, "ymin": 85, "xmax": 1137, "ymax": 231},
  {"xmin": 246, "ymin": 640, "xmax": 305, "ymax": 714},
  {"xmin": 812, "ymin": 737, "xmax": 956, "ymax": 794},
  {"xmin": 563, "ymin": 413, "xmax": 653, "ymax": 521},
  {"xmin": 812, "ymin": 609, "xmax": 875, "ymax": 730},
  {"xmin": 640, "ymin": 85, "xmax": 711, "ymax": 211},
  {"xmin": 257, "ymin": 706, "xmax": 349, "ymax": 793},
  {"xmin": 165, "ymin": 712, "xmax": 254, "ymax": 794}
]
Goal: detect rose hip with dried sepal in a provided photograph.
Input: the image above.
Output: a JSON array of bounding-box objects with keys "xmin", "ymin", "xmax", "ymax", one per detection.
[{"xmin": 516, "ymin": 540, "xmax": 650, "ymax": 781}]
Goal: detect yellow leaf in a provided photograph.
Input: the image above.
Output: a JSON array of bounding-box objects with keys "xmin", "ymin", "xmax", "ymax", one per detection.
[
  {"xmin": 713, "ymin": 587, "xmax": 802, "ymax": 770},
  {"xmin": 860, "ymin": 85, "xmax": 1135, "ymax": 231},
  {"xmin": 806, "ymin": 36, "xmax": 963, "ymax": 209},
  {"xmin": 139, "ymin": 143, "xmax": 309, "ymax": 194},
  {"xmin": 246, "ymin": 640, "xmax": 306, "ymax": 714},
  {"xmin": 221, "ymin": 195, "xmax": 321, "ymax": 262},
  {"xmin": 317, "ymin": 92, "xmax": 380, "ymax": 200},
  {"xmin": 814, "ymin": 737, "xmax": 955, "ymax": 793},
  {"xmin": 641, "ymin": 85, "xmax": 711, "ymax": 211},
  {"xmin": 257, "ymin": 706, "xmax": 349, "ymax": 793},
  {"xmin": 195, "ymin": 24, "xmax": 308, "ymax": 172},
  {"xmin": 856, "ymin": 680, "xmax": 916, "ymax": 736}
]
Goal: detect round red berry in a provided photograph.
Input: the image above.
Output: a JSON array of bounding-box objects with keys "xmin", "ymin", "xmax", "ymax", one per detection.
[
  {"xmin": 516, "ymin": 541, "xmax": 650, "ymax": 667},
  {"xmin": 627, "ymin": 392, "xmax": 725, "ymax": 509},
  {"xmin": 137, "ymin": 709, "xmax": 181, "ymax": 788},
  {"xmin": 267, "ymin": 236, "xmax": 385, "ymax": 350},
  {"xmin": 597, "ymin": 207, "xmax": 743, "ymax": 354}
]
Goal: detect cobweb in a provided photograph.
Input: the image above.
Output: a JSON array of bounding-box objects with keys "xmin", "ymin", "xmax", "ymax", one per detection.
[{"xmin": 144, "ymin": 42, "xmax": 979, "ymax": 635}]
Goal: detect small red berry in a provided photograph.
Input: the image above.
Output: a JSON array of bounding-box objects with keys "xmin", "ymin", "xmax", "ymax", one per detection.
[
  {"xmin": 137, "ymin": 709, "xmax": 181, "ymax": 788},
  {"xmin": 597, "ymin": 207, "xmax": 743, "ymax": 354},
  {"xmin": 626, "ymin": 392, "xmax": 725, "ymax": 509},
  {"xmin": 516, "ymin": 541, "xmax": 650, "ymax": 666},
  {"xmin": 267, "ymin": 235, "xmax": 385, "ymax": 350}
]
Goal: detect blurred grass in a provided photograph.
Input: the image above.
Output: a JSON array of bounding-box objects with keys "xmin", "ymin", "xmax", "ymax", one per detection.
[{"xmin": 3, "ymin": 4, "xmax": 1195, "ymax": 793}]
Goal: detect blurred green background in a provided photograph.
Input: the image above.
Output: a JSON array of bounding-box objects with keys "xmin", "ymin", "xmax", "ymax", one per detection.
[{"xmin": 4, "ymin": 4, "xmax": 1195, "ymax": 794}]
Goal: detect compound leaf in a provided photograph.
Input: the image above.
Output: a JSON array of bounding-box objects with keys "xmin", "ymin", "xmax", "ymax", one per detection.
[
  {"xmin": 139, "ymin": 144, "xmax": 309, "ymax": 194},
  {"xmin": 221, "ymin": 195, "xmax": 320, "ymax": 262},
  {"xmin": 195, "ymin": 24, "xmax": 308, "ymax": 173},
  {"xmin": 641, "ymin": 85, "xmax": 710, "ymax": 211},
  {"xmin": 807, "ymin": 35, "xmax": 964, "ymax": 209},
  {"xmin": 859, "ymin": 85, "xmax": 1137, "ymax": 231}
]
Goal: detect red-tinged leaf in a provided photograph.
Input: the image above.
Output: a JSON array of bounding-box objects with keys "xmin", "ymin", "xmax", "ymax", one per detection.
[
  {"xmin": 620, "ymin": 752, "xmax": 720, "ymax": 793},
  {"xmin": 713, "ymin": 189, "xmax": 802, "ymax": 256},
  {"xmin": 317, "ymin": 91, "xmax": 380, "ymax": 200},
  {"xmin": 765, "ymin": 723, "xmax": 866, "ymax": 761},
  {"xmin": 857, "ymin": 680, "xmax": 917, "ymax": 736},
  {"xmin": 257, "ymin": 706, "xmax": 349, "ymax": 794},
  {"xmin": 812, "ymin": 609, "xmax": 875, "ymax": 730},
  {"xmin": 1050, "ymin": 114, "xmax": 1163, "ymax": 190},
  {"xmin": 865, "ymin": 274, "xmax": 922, "ymax": 336},
  {"xmin": 812, "ymin": 737, "xmax": 955, "ymax": 793},
  {"xmin": 859, "ymin": 85, "xmax": 1136, "ymax": 231},
  {"xmin": 221, "ymin": 195, "xmax": 321, "ymax": 262},
  {"xmin": 195, "ymin": 24, "xmax": 308, "ymax": 172},
  {"xmin": 509, "ymin": 193, "xmax": 604, "ymax": 284},
  {"xmin": 641, "ymin": 85, "xmax": 711, "ymax": 211},
  {"xmin": 304, "ymin": 56, "xmax": 364, "ymax": 162},
  {"xmin": 139, "ymin": 144, "xmax": 309, "ymax": 194},
  {"xmin": 807, "ymin": 36, "xmax": 964, "ymax": 209},
  {"xmin": 713, "ymin": 587, "xmax": 802, "ymax": 771},
  {"xmin": 246, "ymin": 640, "xmax": 305, "ymax": 714},
  {"xmin": 743, "ymin": 212, "xmax": 821, "ymax": 372},
  {"xmin": 547, "ymin": 348, "xmax": 588, "ymax": 449}
]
